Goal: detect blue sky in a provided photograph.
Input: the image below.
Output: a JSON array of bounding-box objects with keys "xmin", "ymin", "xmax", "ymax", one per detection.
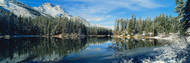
[{"xmin": 18, "ymin": 0, "xmax": 178, "ymax": 28}]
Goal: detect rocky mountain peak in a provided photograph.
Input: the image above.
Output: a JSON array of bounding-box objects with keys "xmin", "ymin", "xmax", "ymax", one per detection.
[
  {"xmin": 34, "ymin": 3, "xmax": 72, "ymax": 17},
  {"xmin": 42, "ymin": 3, "xmax": 55, "ymax": 7}
]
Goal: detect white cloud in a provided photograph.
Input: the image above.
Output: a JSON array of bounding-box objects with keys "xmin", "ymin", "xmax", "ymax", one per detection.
[
  {"xmin": 105, "ymin": 26, "xmax": 114, "ymax": 30},
  {"xmin": 94, "ymin": 18, "xmax": 102, "ymax": 21},
  {"xmin": 65, "ymin": 0, "xmax": 165, "ymax": 10},
  {"xmin": 79, "ymin": 14, "xmax": 112, "ymax": 22},
  {"xmin": 63, "ymin": 0, "xmax": 167, "ymax": 24},
  {"xmin": 131, "ymin": 0, "xmax": 166, "ymax": 8}
]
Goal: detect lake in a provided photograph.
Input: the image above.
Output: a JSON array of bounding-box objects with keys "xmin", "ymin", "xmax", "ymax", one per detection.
[{"xmin": 0, "ymin": 37, "xmax": 189, "ymax": 63}]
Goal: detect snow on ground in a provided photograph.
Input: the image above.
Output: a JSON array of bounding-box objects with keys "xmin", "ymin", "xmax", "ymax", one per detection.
[
  {"xmin": 117, "ymin": 35, "xmax": 190, "ymax": 63},
  {"xmin": 142, "ymin": 36, "xmax": 190, "ymax": 63},
  {"xmin": 150, "ymin": 33, "xmax": 179, "ymax": 41},
  {"xmin": 187, "ymin": 37, "xmax": 190, "ymax": 43}
]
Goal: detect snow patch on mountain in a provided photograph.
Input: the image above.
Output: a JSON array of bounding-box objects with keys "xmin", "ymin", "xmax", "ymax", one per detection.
[
  {"xmin": 33, "ymin": 3, "xmax": 72, "ymax": 18},
  {"xmin": 0, "ymin": 0, "xmax": 36, "ymax": 17},
  {"xmin": 0, "ymin": 0, "xmax": 9, "ymax": 6}
]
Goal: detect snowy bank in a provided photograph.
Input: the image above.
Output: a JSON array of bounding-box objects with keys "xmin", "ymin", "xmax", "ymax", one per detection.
[
  {"xmin": 115, "ymin": 35, "xmax": 190, "ymax": 63},
  {"xmin": 142, "ymin": 36, "xmax": 190, "ymax": 63},
  {"xmin": 148, "ymin": 33, "xmax": 180, "ymax": 41}
]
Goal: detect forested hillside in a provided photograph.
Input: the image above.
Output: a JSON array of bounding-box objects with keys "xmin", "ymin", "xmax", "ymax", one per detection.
[
  {"xmin": 0, "ymin": 10, "xmax": 112, "ymax": 36},
  {"xmin": 0, "ymin": 0, "xmax": 112, "ymax": 36}
]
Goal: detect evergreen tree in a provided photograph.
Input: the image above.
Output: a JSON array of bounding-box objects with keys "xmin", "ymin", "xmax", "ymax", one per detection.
[{"xmin": 175, "ymin": 0, "xmax": 190, "ymax": 34}]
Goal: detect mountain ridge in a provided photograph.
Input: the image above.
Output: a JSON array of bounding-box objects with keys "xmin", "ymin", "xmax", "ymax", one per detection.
[
  {"xmin": 0, "ymin": 0, "xmax": 109, "ymax": 29},
  {"xmin": 33, "ymin": 3, "xmax": 73, "ymax": 18},
  {"xmin": 0, "ymin": 0, "xmax": 39, "ymax": 17}
]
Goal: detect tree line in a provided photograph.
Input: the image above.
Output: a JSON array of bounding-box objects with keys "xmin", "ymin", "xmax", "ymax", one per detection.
[
  {"xmin": 0, "ymin": 8, "xmax": 112, "ymax": 36},
  {"xmin": 114, "ymin": 14, "xmax": 182, "ymax": 36},
  {"xmin": 114, "ymin": 0, "xmax": 190, "ymax": 36},
  {"xmin": 87, "ymin": 26, "xmax": 112, "ymax": 35}
]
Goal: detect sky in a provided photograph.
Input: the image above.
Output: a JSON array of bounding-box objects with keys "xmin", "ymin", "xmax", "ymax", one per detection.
[{"xmin": 18, "ymin": 0, "xmax": 178, "ymax": 28}]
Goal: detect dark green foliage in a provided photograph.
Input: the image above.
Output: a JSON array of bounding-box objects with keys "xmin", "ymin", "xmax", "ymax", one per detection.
[
  {"xmin": 175, "ymin": 0, "xmax": 190, "ymax": 34},
  {"xmin": 181, "ymin": 0, "xmax": 190, "ymax": 32},
  {"xmin": 87, "ymin": 26, "xmax": 112, "ymax": 35},
  {"xmin": 128, "ymin": 19, "xmax": 134, "ymax": 35},
  {"xmin": 0, "ymin": 8, "xmax": 112, "ymax": 36},
  {"xmin": 0, "ymin": 37, "xmax": 112, "ymax": 61},
  {"xmin": 114, "ymin": 14, "xmax": 182, "ymax": 36},
  {"xmin": 0, "ymin": 9, "xmax": 84, "ymax": 35}
]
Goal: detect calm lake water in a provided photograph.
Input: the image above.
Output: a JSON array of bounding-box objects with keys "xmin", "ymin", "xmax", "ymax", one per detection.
[{"xmin": 0, "ymin": 37, "xmax": 189, "ymax": 63}]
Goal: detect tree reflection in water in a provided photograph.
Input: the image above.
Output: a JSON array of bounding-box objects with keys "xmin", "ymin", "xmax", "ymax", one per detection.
[
  {"xmin": 0, "ymin": 37, "xmax": 176, "ymax": 63},
  {"xmin": 108, "ymin": 38, "xmax": 170, "ymax": 63},
  {"xmin": 0, "ymin": 37, "xmax": 111, "ymax": 63}
]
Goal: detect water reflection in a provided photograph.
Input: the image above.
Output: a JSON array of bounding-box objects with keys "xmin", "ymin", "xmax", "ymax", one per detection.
[
  {"xmin": 109, "ymin": 38, "xmax": 169, "ymax": 52},
  {"xmin": 0, "ymin": 37, "xmax": 111, "ymax": 63},
  {"xmin": 110, "ymin": 38, "xmax": 170, "ymax": 63},
  {"xmin": 0, "ymin": 37, "xmax": 174, "ymax": 63}
]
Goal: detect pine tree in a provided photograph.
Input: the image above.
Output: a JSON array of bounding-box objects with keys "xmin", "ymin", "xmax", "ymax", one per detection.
[
  {"xmin": 181, "ymin": 0, "xmax": 190, "ymax": 32},
  {"xmin": 175, "ymin": 0, "xmax": 190, "ymax": 34}
]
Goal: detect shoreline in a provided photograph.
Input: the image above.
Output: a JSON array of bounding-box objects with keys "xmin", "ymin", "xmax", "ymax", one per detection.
[
  {"xmin": 112, "ymin": 34, "xmax": 183, "ymax": 41},
  {"xmin": 0, "ymin": 34, "xmax": 189, "ymax": 41},
  {"xmin": 0, "ymin": 34, "xmax": 111, "ymax": 39}
]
